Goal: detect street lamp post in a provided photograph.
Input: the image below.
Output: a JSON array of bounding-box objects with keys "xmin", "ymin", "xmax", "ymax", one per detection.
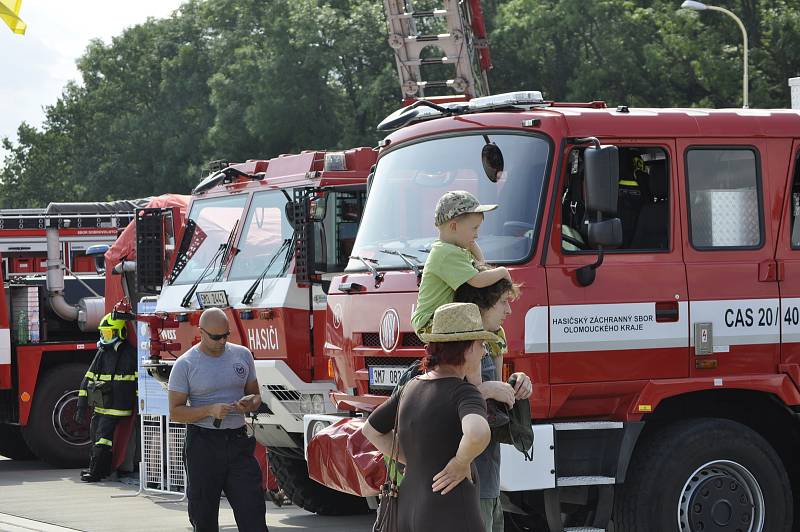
[{"xmin": 681, "ymin": 0, "xmax": 749, "ymax": 108}]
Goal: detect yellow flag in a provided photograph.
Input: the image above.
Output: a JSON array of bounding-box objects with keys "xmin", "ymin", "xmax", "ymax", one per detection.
[{"xmin": 0, "ymin": 0, "xmax": 26, "ymax": 35}]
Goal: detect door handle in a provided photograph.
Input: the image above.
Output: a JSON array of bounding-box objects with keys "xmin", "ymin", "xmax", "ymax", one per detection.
[{"xmin": 655, "ymin": 301, "xmax": 679, "ymax": 323}]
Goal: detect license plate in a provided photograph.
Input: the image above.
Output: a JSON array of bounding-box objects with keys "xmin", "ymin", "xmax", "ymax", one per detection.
[
  {"xmin": 368, "ymin": 366, "xmax": 407, "ymax": 389},
  {"xmin": 196, "ymin": 290, "xmax": 229, "ymax": 308}
]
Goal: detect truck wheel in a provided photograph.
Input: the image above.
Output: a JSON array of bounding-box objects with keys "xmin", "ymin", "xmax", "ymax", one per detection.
[
  {"xmin": 21, "ymin": 363, "xmax": 91, "ymax": 467},
  {"xmin": 267, "ymin": 450, "xmax": 371, "ymax": 515},
  {"xmin": 614, "ymin": 418, "xmax": 792, "ymax": 532},
  {"xmin": 0, "ymin": 424, "xmax": 37, "ymax": 460}
]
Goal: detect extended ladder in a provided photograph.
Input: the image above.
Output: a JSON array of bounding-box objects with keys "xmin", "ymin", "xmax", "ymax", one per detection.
[{"xmin": 383, "ymin": 0, "xmax": 491, "ymax": 100}]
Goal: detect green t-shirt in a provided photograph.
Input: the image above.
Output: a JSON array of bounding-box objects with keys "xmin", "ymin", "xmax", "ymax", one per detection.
[{"xmin": 411, "ymin": 240, "xmax": 478, "ymax": 333}]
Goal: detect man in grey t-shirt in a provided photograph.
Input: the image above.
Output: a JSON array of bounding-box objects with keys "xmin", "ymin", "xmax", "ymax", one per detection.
[{"xmin": 168, "ymin": 307, "xmax": 268, "ymax": 532}]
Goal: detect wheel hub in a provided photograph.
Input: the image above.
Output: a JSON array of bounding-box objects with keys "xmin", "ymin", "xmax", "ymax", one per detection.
[
  {"xmin": 52, "ymin": 391, "xmax": 91, "ymax": 446},
  {"xmin": 678, "ymin": 461, "xmax": 764, "ymax": 532}
]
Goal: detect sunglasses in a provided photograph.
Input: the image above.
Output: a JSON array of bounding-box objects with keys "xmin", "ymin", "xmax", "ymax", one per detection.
[{"xmin": 201, "ymin": 328, "xmax": 231, "ymax": 341}]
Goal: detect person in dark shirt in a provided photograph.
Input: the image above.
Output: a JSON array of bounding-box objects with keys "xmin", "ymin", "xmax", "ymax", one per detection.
[{"xmin": 363, "ymin": 302, "xmax": 495, "ymax": 532}]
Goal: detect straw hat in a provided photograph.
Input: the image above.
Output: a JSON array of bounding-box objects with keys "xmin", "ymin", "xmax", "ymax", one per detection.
[{"xmin": 420, "ymin": 302, "xmax": 502, "ymax": 343}]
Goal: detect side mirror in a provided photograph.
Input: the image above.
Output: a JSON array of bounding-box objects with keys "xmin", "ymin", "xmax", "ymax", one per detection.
[
  {"xmin": 308, "ymin": 193, "xmax": 328, "ymax": 222},
  {"xmin": 587, "ymin": 218, "xmax": 622, "ymax": 249},
  {"xmin": 85, "ymin": 244, "xmax": 109, "ymax": 275},
  {"xmin": 481, "ymin": 141, "xmax": 504, "ymax": 182},
  {"xmin": 584, "ymin": 145, "xmax": 619, "ymax": 216}
]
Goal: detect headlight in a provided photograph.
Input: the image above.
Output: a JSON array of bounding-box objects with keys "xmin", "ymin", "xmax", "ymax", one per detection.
[
  {"xmin": 300, "ymin": 394, "xmax": 313, "ymax": 414},
  {"xmin": 311, "ymin": 394, "xmax": 325, "ymax": 414},
  {"xmin": 310, "ymin": 420, "xmax": 330, "ymax": 438}
]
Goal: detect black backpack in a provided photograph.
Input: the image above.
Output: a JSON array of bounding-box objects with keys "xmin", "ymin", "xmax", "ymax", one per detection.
[{"xmin": 487, "ymin": 375, "xmax": 534, "ymax": 460}]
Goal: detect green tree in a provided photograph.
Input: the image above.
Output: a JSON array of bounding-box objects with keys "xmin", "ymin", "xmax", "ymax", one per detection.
[{"xmin": 3, "ymin": 0, "xmax": 800, "ymax": 208}]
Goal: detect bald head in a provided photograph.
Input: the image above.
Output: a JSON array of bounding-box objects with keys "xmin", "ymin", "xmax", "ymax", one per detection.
[
  {"xmin": 199, "ymin": 307, "xmax": 228, "ymax": 331},
  {"xmin": 198, "ymin": 308, "xmax": 230, "ymax": 356}
]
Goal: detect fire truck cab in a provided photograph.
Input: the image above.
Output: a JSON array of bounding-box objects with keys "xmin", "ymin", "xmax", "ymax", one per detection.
[
  {"xmin": 140, "ymin": 148, "xmax": 376, "ymax": 514},
  {"xmin": 307, "ymin": 92, "xmax": 800, "ymax": 531}
]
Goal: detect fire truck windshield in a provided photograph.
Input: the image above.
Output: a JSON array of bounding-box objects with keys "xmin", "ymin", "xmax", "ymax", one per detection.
[
  {"xmin": 171, "ymin": 194, "xmax": 248, "ymax": 285},
  {"xmin": 348, "ymin": 133, "xmax": 550, "ymax": 270},
  {"xmin": 229, "ymin": 190, "xmax": 294, "ymax": 281}
]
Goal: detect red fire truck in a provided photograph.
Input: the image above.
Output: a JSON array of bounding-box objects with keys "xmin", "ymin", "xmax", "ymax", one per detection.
[
  {"xmin": 138, "ymin": 149, "xmax": 376, "ymax": 513},
  {"xmin": 0, "ymin": 201, "xmax": 144, "ymax": 466},
  {"xmin": 302, "ymin": 92, "xmax": 800, "ymax": 532}
]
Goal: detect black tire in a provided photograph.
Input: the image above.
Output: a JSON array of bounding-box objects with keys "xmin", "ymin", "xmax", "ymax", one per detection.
[
  {"xmin": 21, "ymin": 363, "xmax": 92, "ymax": 467},
  {"xmin": 267, "ymin": 450, "xmax": 371, "ymax": 516},
  {"xmin": 0, "ymin": 423, "xmax": 37, "ymax": 460},
  {"xmin": 614, "ymin": 418, "xmax": 792, "ymax": 532}
]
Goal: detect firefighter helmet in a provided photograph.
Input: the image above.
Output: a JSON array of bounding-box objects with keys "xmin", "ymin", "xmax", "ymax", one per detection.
[{"xmin": 98, "ymin": 313, "xmax": 127, "ymax": 344}]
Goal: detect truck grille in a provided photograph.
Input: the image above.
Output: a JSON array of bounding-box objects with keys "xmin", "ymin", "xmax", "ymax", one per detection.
[
  {"xmin": 265, "ymin": 384, "xmax": 302, "ymax": 402},
  {"xmin": 361, "ymin": 333, "xmax": 425, "ymax": 348},
  {"xmin": 264, "ymin": 385, "xmax": 303, "ymax": 419}
]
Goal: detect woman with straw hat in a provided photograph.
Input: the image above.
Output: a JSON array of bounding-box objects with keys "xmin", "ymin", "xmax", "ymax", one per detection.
[{"xmin": 363, "ymin": 302, "xmax": 496, "ymax": 532}]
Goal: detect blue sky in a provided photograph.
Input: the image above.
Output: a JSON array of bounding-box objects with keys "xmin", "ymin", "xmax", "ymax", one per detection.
[{"xmin": 0, "ymin": 1, "xmax": 186, "ymax": 150}]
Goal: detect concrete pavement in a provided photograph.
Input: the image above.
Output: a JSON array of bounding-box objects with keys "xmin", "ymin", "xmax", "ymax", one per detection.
[{"xmin": 0, "ymin": 457, "xmax": 374, "ymax": 531}]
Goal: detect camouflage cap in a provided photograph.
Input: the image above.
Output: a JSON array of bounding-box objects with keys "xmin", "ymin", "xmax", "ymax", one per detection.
[{"xmin": 434, "ymin": 190, "xmax": 498, "ymax": 227}]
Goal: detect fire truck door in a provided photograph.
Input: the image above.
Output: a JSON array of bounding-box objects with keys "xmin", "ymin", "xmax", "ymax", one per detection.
[
  {"xmin": 678, "ymin": 140, "xmax": 780, "ymax": 377},
  {"xmin": 776, "ymin": 140, "xmax": 800, "ymax": 370},
  {"xmin": 545, "ymin": 142, "xmax": 689, "ymax": 411}
]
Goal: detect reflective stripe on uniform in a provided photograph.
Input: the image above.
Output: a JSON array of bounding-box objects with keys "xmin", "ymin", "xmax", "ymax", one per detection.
[
  {"xmin": 96, "ymin": 438, "xmax": 113, "ymax": 447},
  {"xmin": 618, "ymin": 179, "xmax": 638, "ymax": 187},
  {"xmin": 97, "ymin": 374, "xmax": 113, "ymax": 381},
  {"xmin": 85, "ymin": 371, "xmax": 96, "ymax": 379},
  {"xmin": 78, "ymin": 389, "xmax": 87, "ymax": 397},
  {"xmin": 113, "ymin": 374, "xmax": 137, "ymax": 381},
  {"xmin": 94, "ymin": 407, "xmax": 132, "ymax": 416}
]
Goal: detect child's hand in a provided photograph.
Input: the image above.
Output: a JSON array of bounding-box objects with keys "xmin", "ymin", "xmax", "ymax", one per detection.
[{"xmin": 469, "ymin": 241, "xmax": 485, "ymax": 264}]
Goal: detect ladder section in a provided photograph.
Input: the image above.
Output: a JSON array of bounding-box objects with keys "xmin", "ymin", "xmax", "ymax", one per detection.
[{"xmin": 383, "ymin": 0, "xmax": 490, "ymax": 100}]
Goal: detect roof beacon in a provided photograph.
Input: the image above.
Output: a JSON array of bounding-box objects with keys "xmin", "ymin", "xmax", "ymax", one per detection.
[
  {"xmin": 324, "ymin": 152, "xmax": 347, "ymax": 171},
  {"xmin": 468, "ymin": 91, "xmax": 545, "ymax": 111}
]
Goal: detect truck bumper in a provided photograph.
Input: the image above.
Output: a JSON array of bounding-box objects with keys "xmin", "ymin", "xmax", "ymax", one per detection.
[
  {"xmin": 252, "ymin": 360, "xmax": 338, "ymax": 448},
  {"xmin": 302, "ymin": 418, "xmax": 641, "ymax": 495}
]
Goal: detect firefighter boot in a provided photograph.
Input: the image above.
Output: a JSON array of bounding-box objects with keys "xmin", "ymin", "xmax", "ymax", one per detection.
[
  {"xmin": 81, "ymin": 470, "xmax": 102, "ymax": 483},
  {"xmin": 84, "ymin": 443, "xmax": 113, "ymax": 482}
]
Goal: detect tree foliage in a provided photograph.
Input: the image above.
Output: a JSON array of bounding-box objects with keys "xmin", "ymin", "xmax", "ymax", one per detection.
[{"xmin": 2, "ymin": 0, "xmax": 799, "ymax": 206}]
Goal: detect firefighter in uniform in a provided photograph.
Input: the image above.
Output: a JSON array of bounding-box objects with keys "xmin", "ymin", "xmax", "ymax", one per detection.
[{"xmin": 74, "ymin": 313, "xmax": 137, "ymax": 482}]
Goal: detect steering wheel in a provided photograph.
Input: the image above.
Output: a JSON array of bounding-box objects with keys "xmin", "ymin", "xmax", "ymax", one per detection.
[
  {"xmin": 561, "ymin": 233, "xmax": 587, "ymax": 250},
  {"xmin": 503, "ymin": 221, "xmax": 535, "ymax": 237}
]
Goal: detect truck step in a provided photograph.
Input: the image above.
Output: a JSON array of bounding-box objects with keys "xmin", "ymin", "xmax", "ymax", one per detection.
[
  {"xmin": 553, "ymin": 421, "xmax": 623, "ymax": 431},
  {"xmin": 557, "ymin": 475, "xmax": 615, "ymax": 487}
]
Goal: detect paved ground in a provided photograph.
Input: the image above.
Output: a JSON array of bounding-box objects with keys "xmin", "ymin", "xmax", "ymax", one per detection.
[{"xmin": 0, "ymin": 457, "xmax": 374, "ymax": 531}]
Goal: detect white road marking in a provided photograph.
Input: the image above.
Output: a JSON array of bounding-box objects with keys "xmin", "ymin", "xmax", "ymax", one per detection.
[{"xmin": 0, "ymin": 513, "xmax": 80, "ymax": 532}]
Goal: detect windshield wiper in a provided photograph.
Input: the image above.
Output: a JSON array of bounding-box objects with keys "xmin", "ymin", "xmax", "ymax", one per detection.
[
  {"xmin": 180, "ymin": 243, "xmax": 227, "ymax": 308},
  {"xmin": 349, "ymin": 255, "xmax": 384, "ymax": 286},
  {"xmin": 242, "ymin": 236, "xmax": 295, "ymax": 305},
  {"xmin": 180, "ymin": 220, "xmax": 240, "ymax": 308},
  {"xmin": 379, "ymin": 249, "xmax": 422, "ymax": 284},
  {"xmin": 214, "ymin": 219, "xmax": 240, "ymax": 282}
]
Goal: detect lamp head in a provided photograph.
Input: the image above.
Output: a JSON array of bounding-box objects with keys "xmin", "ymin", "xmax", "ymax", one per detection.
[{"xmin": 681, "ymin": 1, "xmax": 708, "ymax": 10}]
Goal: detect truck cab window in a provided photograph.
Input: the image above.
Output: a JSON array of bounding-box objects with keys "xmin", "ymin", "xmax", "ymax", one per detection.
[
  {"xmin": 791, "ymin": 152, "xmax": 800, "ymax": 249},
  {"xmin": 562, "ymin": 146, "xmax": 669, "ymax": 252},
  {"xmin": 314, "ymin": 188, "xmax": 366, "ymax": 273},
  {"xmin": 686, "ymin": 148, "xmax": 762, "ymax": 249}
]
